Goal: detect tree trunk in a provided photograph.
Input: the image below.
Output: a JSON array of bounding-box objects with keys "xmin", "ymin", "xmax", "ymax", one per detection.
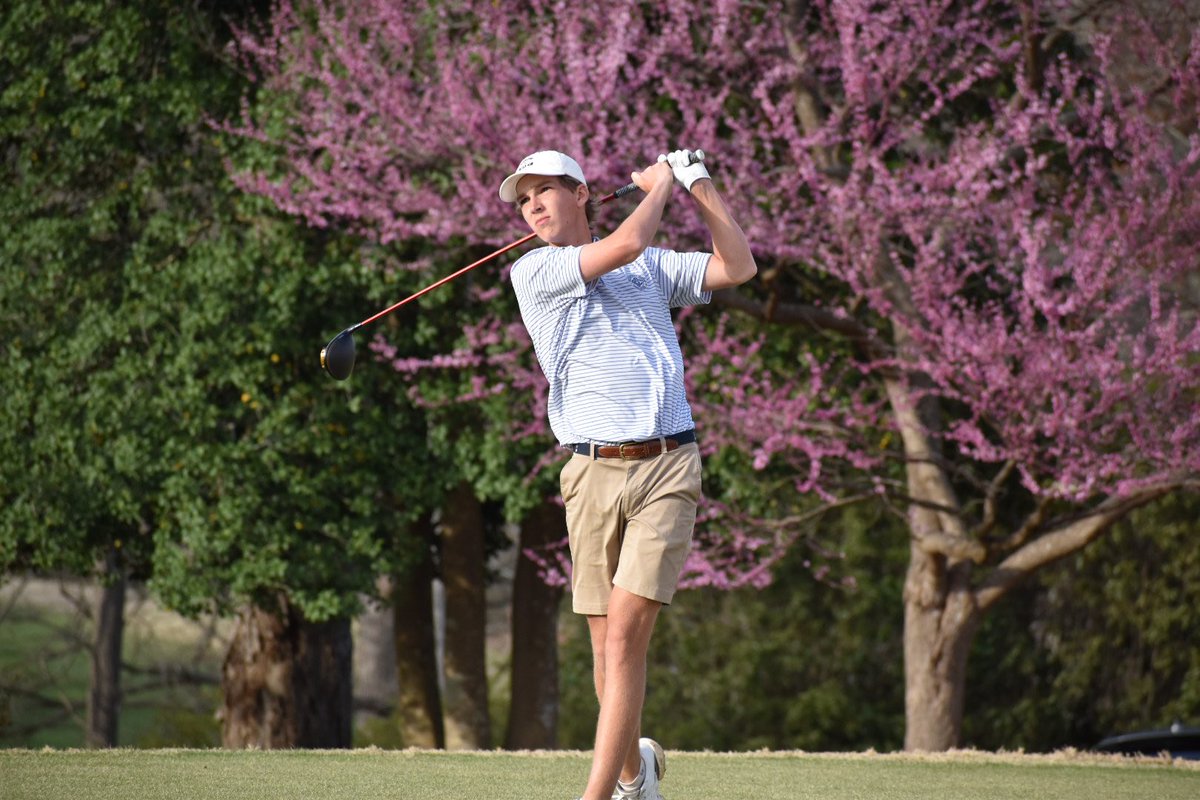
[
  {"xmin": 439, "ymin": 482, "xmax": 491, "ymax": 749},
  {"xmin": 392, "ymin": 515, "xmax": 444, "ymax": 748},
  {"xmin": 505, "ymin": 500, "xmax": 565, "ymax": 750},
  {"xmin": 86, "ymin": 546, "xmax": 126, "ymax": 748},
  {"xmin": 884, "ymin": 358, "xmax": 984, "ymax": 752},
  {"xmin": 902, "ymin": 543, "xmax": 981, "ymax": 751},
  {"xmin": 884, "ymin": 346, "xmax": 1179, "ymax": 750},
  {"xmin": 221, "ymin": 594, "xmax": 353, "ymax": 748}
]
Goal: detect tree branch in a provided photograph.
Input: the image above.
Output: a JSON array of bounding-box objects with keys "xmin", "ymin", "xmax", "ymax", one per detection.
[
  {"xmin": 990, "ymin": 494, "xmax": 1054, "ymax": 552},
  {"xmin": 975, "ymin": 484, "xmax": 1180, "ymax": 612},
  {"xmin": 0, "ymin": 709, "xmax": 78, "ymax": 739},
  {"xmin": 783, "ymin": 6, "xmax": 837, "ymax": 172},
  {"xmin": 752, "ymin": 493, "xmax": 876, "ymax": 530},
  {"xmin": 0, "ymin": 576, "xmax": 30, "ymax": 624},
  {"xmin": 120, "ymin": 661, "xmax": 220, "ymax": 688},
  {"xmin": 971, "ymin": 459, "xmax": 1017, "ymax": 541},
  {"xmin": 912, "ymin": 528, "xmax": 988, "ymax": 563},
  {"xmin": 711, "ymin": 289, "xmax": 876, "ymax": 346},
  {"xmin": 0, "ymin": 683, "xmax": 76, "ymax": 711},
  {"xmin": 1018, "ymin": 1, "xmax": 1044, "ymax": 93},
  {"xmin": 882, "ymin": 366, "xmax": 987, "ymax": 564},
  {"xmin": 883, "ymin": 489, "xmax": 962, "ymax": 519}
]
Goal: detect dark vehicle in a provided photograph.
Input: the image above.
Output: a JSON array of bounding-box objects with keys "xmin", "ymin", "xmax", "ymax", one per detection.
[{"xmin": 1094, "ymin": 723, "xmax": 1200, "ymax": 760}]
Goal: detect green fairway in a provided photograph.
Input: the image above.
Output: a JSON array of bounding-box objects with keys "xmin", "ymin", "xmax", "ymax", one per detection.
[{"xmin": 2, "ymin": 748, "xmax": 1198, "ymax": 800}]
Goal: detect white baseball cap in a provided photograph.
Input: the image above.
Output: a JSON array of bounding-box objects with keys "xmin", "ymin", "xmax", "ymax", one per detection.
[{"xmin": 498, "ymin": 150, "xmax": 587, "ymax": 202}]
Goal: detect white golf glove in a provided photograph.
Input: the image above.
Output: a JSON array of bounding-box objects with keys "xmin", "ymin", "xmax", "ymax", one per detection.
[{"xmin": 658, "ymin": 149, "xmax": 710, "ymax": 192}]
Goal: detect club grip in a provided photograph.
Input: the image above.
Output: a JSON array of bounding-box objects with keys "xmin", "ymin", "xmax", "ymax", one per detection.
[
  {"xmin": 599, "ymin": 150, "xmax": 708, "ymax": 205},
  {"xmin": 612, "ymin": 183, "xmax": 640, "ymax": 199}
]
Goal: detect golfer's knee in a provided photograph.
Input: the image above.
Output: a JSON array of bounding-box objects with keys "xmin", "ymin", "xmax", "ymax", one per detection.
[{"xmin": 603, "ymin": 624, "xmax": 647, "ymax": 668}]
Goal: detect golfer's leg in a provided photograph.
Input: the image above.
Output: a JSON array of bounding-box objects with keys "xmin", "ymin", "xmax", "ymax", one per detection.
[
  {"xmin": 586, "ymin": 615, "xmax": 643, "ymax": 782},
  {"xmin": 582, "ymin": 588, "xmax": 661, "ymax": 800}
]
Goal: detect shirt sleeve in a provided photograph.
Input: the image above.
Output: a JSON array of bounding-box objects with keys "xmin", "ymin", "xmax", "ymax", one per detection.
[
  {"xmin": 645, "ymin": 246, "xmax": 713, "ymax": 308},
  {"xmin": 510, "ymin": 245, "xmax": 587, "ymax": 315}
]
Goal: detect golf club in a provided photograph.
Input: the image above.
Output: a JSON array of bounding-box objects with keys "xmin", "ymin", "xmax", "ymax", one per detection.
[{"xmin": 321, "ymin": 150, "xmax": 705, "ymax": 380}]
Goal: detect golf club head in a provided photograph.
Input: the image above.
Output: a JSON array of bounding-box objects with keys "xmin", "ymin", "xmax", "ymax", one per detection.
[{"xmin": 320, "ymin": 330, "xmax": 356, "ymax": 381}]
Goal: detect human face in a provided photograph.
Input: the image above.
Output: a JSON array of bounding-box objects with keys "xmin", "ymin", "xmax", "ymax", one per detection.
[{"xmin": 513, "ymin": 174, "xmax": 590, "ymax": 246}]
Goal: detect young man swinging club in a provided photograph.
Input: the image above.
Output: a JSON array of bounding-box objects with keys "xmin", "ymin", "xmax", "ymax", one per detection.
[{"xmin": 500, "ymin": 148, "xmax": 756, "ymax": 800}]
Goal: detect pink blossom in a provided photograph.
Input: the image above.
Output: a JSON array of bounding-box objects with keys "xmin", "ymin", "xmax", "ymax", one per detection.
[{"xmin": 230, "ymin": 0, "xmax": 1200, "ymax": 589}]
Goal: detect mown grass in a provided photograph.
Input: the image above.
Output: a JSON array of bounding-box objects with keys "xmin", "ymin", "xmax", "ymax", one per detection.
[{"xmin": 3, "ymin": 748, "xmax": 1198, "ymax": 800}]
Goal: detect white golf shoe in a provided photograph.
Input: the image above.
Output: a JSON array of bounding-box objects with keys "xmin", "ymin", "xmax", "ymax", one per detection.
[{"xmin": 614, "ymin": 738, "xmax": 665, "ymax": 800}]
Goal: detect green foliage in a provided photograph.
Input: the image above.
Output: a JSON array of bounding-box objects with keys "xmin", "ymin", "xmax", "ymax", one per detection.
[
  {"xmin": 360, "ymin": 241, "xmax": 565, "ymax": 525},
  {"xmin": 0, "ymin": 0, "xmax": 436, "ymax": 621},
  {"xmin": 964, "ymin": 493, "xmax": 1200, "ymax": 751},
  {"xmin": 143, "ymin": 205, "xmax": 437, "ymax": 620},
  {"xmin": 0, "ymin": 0, "xmax": 223, "ymax": 574}
]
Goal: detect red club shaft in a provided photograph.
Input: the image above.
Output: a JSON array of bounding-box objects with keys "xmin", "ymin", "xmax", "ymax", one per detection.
[
  {"xmin": 354, "ymin": 231, "xmax": 538, "ymax": 331},
  {"xmin": 349, "ymin": 181, "xmax": 637, "ymax": 333}
]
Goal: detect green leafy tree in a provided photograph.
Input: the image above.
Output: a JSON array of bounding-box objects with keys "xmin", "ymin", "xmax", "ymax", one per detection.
[
  {"xmin": 0, "ymin": 0, "xmax": 226, "ymax": 746},
  {"xmin": 0, "ymin": 0, "xmax": 436, "ymax": 747}
]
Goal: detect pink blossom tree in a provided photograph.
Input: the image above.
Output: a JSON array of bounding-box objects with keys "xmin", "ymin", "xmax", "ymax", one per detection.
[{"xmin": 227, "ymin": 0, "xmax": 1200, "ymax": 749}]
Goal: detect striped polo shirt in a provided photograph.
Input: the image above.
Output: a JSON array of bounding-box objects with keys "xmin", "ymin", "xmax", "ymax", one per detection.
[{"xmin": 511, "ymin": 243, "xmax": 712, "ymax": 445}]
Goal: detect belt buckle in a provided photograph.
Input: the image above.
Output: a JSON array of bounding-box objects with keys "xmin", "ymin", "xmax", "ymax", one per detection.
[{"xmin": 618, "ymin": 442, "xmax": 638, "ymax": 460}]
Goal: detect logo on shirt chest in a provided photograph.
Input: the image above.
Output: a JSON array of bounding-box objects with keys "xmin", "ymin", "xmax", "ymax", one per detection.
[{"xmin": 619, "ymin": 262, "xmax": 651, "ymax": 291}]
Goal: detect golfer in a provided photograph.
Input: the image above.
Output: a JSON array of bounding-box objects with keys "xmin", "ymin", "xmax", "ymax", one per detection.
[{"xmin": 499, "ymin": 148, "xmax": 755, "ymax": 800}]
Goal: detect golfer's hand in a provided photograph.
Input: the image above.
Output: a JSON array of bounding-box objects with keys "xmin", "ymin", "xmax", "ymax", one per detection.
[
  {"xmin": 661, "ymin": 148, "xmax": 710, "ymax": 192},
  {"xmin": 631, "ymin": 160, "xmax": 674, "ymax": 195}
]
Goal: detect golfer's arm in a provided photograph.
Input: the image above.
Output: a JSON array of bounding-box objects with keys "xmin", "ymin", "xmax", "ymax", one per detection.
[
  {"xmin": 579, "ymin": 180, "xmax": 672, "ymax": 282},
  {"xmin": 692, "ymin": 180, "xmax": 757, "ymax": 291}
]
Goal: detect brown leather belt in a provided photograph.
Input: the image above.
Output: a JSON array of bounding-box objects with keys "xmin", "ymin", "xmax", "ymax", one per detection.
[{"xmin": 568, "ymin": 429, "xmax": 696, "ymax": 460}]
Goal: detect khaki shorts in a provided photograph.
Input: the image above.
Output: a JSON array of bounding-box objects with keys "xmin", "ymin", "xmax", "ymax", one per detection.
[{"xmin": 559, "ymin": 443, "xmax": 702, "ymax": 615}]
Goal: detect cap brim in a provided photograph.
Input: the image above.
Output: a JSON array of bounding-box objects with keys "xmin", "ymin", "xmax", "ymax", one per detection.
[{"xmin": 498, "ymin": 172, "xmax": 524, "ymax": 203}]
